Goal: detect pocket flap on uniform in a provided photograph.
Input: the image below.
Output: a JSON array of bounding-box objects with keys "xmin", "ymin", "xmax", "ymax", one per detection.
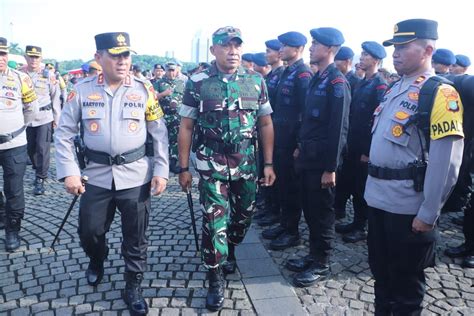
[
  {"xmin": 82, "ymin": 108, "xmax": 106, "ymax": 119},
  {"xmin": 122, "ymin": 107, "xmax": 144, "ymax": 120},
  {"xmin": 383, "ymin": 118, "xmax": 412, "ymax": 147},
  {"xmin": 238, "ymin": 97, "xmax": 259, "ymax": 110}
]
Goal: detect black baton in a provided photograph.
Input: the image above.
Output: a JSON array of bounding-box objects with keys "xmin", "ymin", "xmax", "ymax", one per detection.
[
  {"xmin": 186, "ymin": 188, "xmax": 200, "ymax": 251},
  {"xmin": 49, "ymin": 176, "xmax": 88, "ymax": 253}
]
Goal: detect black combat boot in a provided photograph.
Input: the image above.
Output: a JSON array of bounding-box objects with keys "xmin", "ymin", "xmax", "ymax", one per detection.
[
  {"xmin": 206, "ymin": 267, "xmax": 225, "ymax": 311},
  {"xmin": 33, "ymin": 178, "xmax": 45, "ymax": 195},
  {"xmin": 222, "ymin": 243, "xmax": 237, "ymax": 274},
  {"xmin": 122, "ymin": 272, "xmax": 148, "ymax": 316},
  {"xmin": 86, "ymin": 247, "xmax": 108, "ymax": 286},
  {"xmin": 5, "ymin": 218, "xmax": 21, "ymax": 252}
]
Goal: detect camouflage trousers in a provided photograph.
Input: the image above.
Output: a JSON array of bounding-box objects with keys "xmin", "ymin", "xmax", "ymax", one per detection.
[
  {"xmin": 164, "ymin": 112, "xmax": 180, "ymax": 161},
  {"xmin": 199, "ymin": 176, "xmax": 257, "ymax": 268}
]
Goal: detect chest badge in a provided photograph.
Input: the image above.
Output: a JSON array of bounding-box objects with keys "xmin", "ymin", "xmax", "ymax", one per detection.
[
  {"xmin": 408, "ymin": 92, "xmax": 419, "ymax": 101},
  {"xmin": 394, "ymin": 111, "xmax": 410, "ymax": 120},
  {"xmin": 392, "ymin": 124, "xmax": 403, "ymax": 137},
  {"xmin": 128, "ymin": 121, "xmax": 138, "ymax": 132},
  {"xmin": 126, "ymin": 94, "xmax": 142, "ymax": 102},
  {"xmin": 88, "ymin": 109, "xmax": 97, "ymax": 117},
  {"xmin": 87, "ymin": 93, "xmax": 102, "ymax": 101},
  {"xmin": 89, "ymin": 121, "xmax": 99, "ymax": 133},
  {"xmin": 131, "ymin": 110, "xmax": 139, "ymax": 117}
]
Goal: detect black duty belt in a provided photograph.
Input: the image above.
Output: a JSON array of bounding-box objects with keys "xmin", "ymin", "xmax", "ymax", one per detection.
[
  {"xmin": 39, "ymin": 104, "xmax": 52, "ymax": 111},
  {"xmin": 85, "ymin": 145, "xmax": 146, "ymax": 165},
  {"xmin": 0, "ymin": 126, "xmax": 26, "ymax": 144},
  {"xmin": 202, "ymin": 138, "xmax": 253, "ymax": 154},
  {"xmin": 368, "ymin": 163, "xmax": 413, "ymax": 180}
]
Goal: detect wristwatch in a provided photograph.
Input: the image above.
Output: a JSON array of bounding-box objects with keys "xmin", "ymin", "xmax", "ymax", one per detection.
[{"xmin": 177, "ymin": 166, "xmax": 189, "ymax": 174}]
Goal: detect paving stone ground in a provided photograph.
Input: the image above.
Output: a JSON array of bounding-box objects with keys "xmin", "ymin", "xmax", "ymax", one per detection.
[
  {"xmin": 0, "ymin": 151, "xmax": 256, "ymax": 315},
  {"xmin": 1, "ymin": 148, "xmax": 474, "ymax": 315},
  {"xmin": 254, "ymin": 199, "xmax": 474, "ymax": 315}
]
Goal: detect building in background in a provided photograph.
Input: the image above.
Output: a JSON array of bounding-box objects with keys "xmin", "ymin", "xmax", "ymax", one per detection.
[{"xmin": 191, "ymin": 30, "xmax": 210, "ymax": 63}]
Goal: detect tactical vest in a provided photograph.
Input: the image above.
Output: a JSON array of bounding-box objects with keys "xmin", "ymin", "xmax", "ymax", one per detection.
[{"xmin": 197, "ymin": 75, "xmax": 260, "ymax": 145}]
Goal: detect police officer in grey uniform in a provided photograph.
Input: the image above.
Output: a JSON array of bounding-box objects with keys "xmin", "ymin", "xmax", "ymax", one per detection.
[
  {"xmin": 0, "ymin": 37, "xmax": 39, "ymax": 251},
  {"xmin": 54, "ymin": 32, "xmax": 169, "ymax": 316},
  {"xmin": 24, "ymin": 45, "xmax": 61, "ymax": 195},
  {"xmin": 365, "ymin": 19, "xmax": 464, "ymax": 314}
]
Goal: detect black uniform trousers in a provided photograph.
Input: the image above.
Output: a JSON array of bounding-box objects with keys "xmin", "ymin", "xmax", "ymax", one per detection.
[
  {"xmin": 368, "ymin": 207, "xmax": 436, "ymax": 316},
  {"xmin": 464, "ymin": 196, "xmax": 474, "ymax": 249},
  {"xmin": 274, "ymin": 146, "xmax": 301, "ymax": 234},
  {"xmin": 299, "ymin": 169, "xmax": 335, "ymax": 264},
  {"xmin": 350, "ymin": 156, "xmax": 369, "ymax": 229},
  {"xmin": 26, "ymin": 123, "xmax": 52, "ymax": 179},
  {"xmin": 0, "ymin": 145, "xmax": 27, "ymax": 231},
  {"xmin": 79, "ymin": 182, "xmax": 151, "ymax": 273},
  {"xmin": 334, "ymin": 155, "xmax": 353, "ymax": 212}
]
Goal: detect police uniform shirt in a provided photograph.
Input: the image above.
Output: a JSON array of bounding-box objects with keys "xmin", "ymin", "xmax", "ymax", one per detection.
[
  {"xmin": 297, "ymin": 63, "xmax": 351, "ymax": 171},
  {"xmin": 0, "ymin": 68, "xmax": 38, "ymax": 150},
  {"xmin": 26, "ymin": 70, "xmax": 61, "ymax": 127},
  {"xmin": 54, "ymin": 74, "xmax": 169, "ymax": 190},
  {"xmin": 265, "ymin": 65, "xmax": 285, "ymax": 108},
  {"xmin": 346, "ymin": 70, "xmax": 361, "ymax": 96},
  {"xmin": 365, "ymin": 70, "xmax": 464, "ymax": 224},
  {"xmin": 348, "ymin": 73, "xmax": 387, "ymax": 156}
]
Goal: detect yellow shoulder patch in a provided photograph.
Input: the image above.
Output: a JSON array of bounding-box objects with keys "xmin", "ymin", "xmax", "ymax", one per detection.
[
  {"xmin": 19, "ymin": 73, "xmax": 37, "ymax": 104},
  {"xmin": 430, "ymin": 84, "xmax": 464, "ymax": 140},
  {"xmin": 143, "ymin": 81, "xmax": 164, "ymax": 121}
]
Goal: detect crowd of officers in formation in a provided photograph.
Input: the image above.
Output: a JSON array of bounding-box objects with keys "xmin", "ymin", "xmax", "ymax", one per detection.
[{"xmin": 0, "ymin": 17, "xmax": 472, "ymax": 315}]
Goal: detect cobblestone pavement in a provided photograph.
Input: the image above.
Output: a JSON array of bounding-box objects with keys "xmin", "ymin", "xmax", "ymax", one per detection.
[
  {"xmin": 0, "ymin": 153, "xmax": 256, "ymax": 315},
  {"xmin": 254, "ymin": 200, "xmax": 474, "ymax": 315},
  {"xmin": 1, "ymin": 150, "xmax": 474, "ymax": 315}
]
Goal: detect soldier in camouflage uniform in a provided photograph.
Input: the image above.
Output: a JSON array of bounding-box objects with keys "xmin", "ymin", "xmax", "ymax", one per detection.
[
  {"xmin": 177, "ymin": 26, "xmax": 276, "ymax": 312},
  {"xmin": 155, "ymin": 61, "xmax": 186, "ymax": 173}
]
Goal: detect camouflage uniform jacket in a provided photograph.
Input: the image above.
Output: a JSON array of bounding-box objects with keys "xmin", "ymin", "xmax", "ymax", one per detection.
[
  {"xmin": 179, "ymin": 64, "xmax": 273, "ymax": 181},
  {"xmin": 155, "ymin": 77, "xmax": 185, "ymax": 115}
]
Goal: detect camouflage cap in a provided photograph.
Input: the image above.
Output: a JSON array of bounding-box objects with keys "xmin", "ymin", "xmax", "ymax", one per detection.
[
  {"xmin": 0, "ymin": 37, "xmax": 8, "ymax": 53},
  {"xmin": 212, "ymin": 26, "xmax": 243, "ymax": 46}
]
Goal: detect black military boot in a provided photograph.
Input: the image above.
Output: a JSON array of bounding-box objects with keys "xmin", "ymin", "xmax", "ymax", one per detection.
[
  {"xmin": 86, "ymin": 247, "xmax": 108, "ymax": 286},
  {"xmin": 33, "ymin": 178, "xmax": 45, "ymax": 195},
  {"xmin": 122, "ymin": 272, "xmax": 148, "ymax": 316},
  {"xmin": 222, "ymin": 243, "xmax": 237, "ymax": 274},
  {"xmin": 5, "ymin": 218, "xmax": 21, "ymax": 252},
  {"xmin": 206, "ymin": 267, "xmax": 225, "ymax": 311}
]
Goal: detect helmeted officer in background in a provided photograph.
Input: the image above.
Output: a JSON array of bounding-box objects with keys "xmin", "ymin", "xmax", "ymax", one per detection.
[
  {"xmin": 450, "ymin": 54, "xmax": 471, "ymax": 75},
  {"xmin": 155, "ymin": 61, "xmax": 186, "ymax": 173},
  {"xmin": 151, "ymin": 63, "xmax": 165, "ymax": 85},
  {"xmin": 365, "ymin": 19, "xmax": 464, "ymax": 314},
  {"xmin": 334, "ymin": 46, "xmax": 360, "ymax": 93},
  {"xmin": 432, "ymin": 48, "xmax": 456, "ymax": 75},
  {"xmin": 24, "ymin": 45, "xmax": 61, "ymax": 195},
  {"xmin": 335, "ymin": 41, "xmax": 388, "ymax": 243},
  {"xmin": 55, "ymin": 32, "xmax": 169, "ymax": 316},
  {"xmin": 286, "ymin": 28, "xmax": 350, "ymax": 287},
  {"xmin": 178, "ymin": 26, "xmax": 276, "ymax": 311},
  {"xmin": 252, "ymin": 52, "xmax": 271, "ymax": 77},
  {"xmin": 333, "ymin": 46, "xmax": 361, "ymax": 219},
  {"xmin": 254, "ymin": 39, "xmax": 285, "ymax": 225},
  {"xmin": 241, "ymin": 53, "xmax": 254, "ymax": 71},
  {"xmin": 0, "ymin": 37, "xmax": 38, "ymax": 251},
  {"xmin": 261, "ymin": 32, "xmax": 312, "ymax": 249}
]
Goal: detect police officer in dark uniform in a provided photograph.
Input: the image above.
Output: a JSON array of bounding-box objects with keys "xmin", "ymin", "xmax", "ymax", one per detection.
[
  {"xmin": 55, "ymin": 32, "xmax": 169, "ymax": 315},
  {"xmin": 335, "ymin": 41, "xmax": 388, "ymax": 243},
  {"xmin": 255, "ymin": 39, "xmax": 285, "ymax": 226},
  {"xmin": 432, "ymin": 48, "xmax": 455, "ymax": 75},
  {"xmin": 451, "ymin": 54, "xmax": 471, "ymax": 75},
  {"xmin": 262, "ymin": 32, "xmax": 312, "ymax": 249},
  {"xmin": 285, "ymin": 27, "xmax": 350, "ymax": 287},
  {"xmin": 333, "ymin": 46, "xmax": 361, "ymax": 219}
]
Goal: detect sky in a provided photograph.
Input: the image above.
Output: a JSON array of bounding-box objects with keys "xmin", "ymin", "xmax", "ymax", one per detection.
[{"xmin": 1, "ymin": 0, "xmax": 473, "ymax": 73}]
